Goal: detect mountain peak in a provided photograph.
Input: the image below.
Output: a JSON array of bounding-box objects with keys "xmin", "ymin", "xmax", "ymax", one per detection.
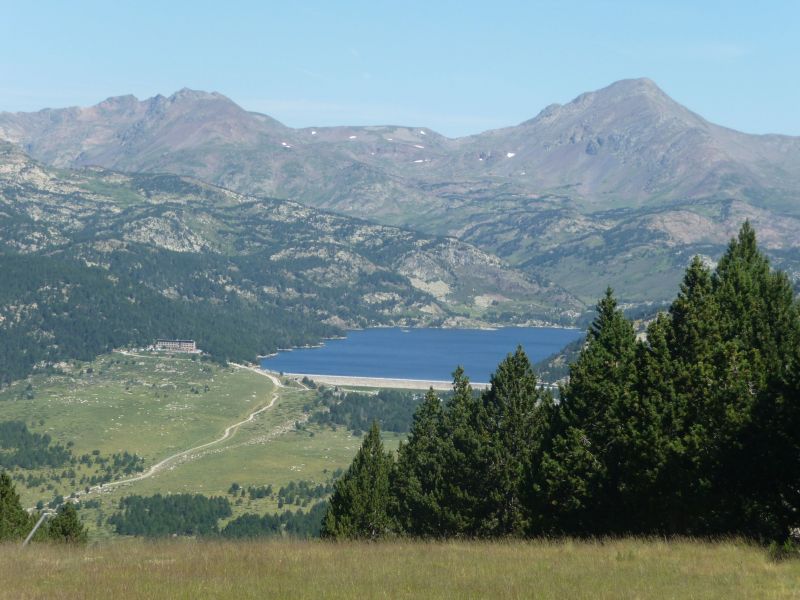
[
  {"xmin": 522, "ymin": 77, "xmax": 691, "ymax": 127},
  {"xmin": 92, "ymin": 90, "xmax": 234, "ymax": 113},
  {"xmin": 602, "ymin": 77, "xmax": 664, "ymax": 95},
  {"xmin": 573, "ymin": 77, "xmax": 673, "ymax": 107},
  {"xmin": 168, "ymin": 88, "xmax": 228, "ymax": 102},
  {"xmin": 99, "ymin": 93, "xmax": 138, "ymax": 105}
]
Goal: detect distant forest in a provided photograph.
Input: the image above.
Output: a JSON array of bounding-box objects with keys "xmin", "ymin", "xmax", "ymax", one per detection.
[
  {"xmin": 0, "ymin": 421, "xmax": 71, "ymax": 469},
  {"xmin": 222, "ymin": 502, "xmax": 327, "ymax": 539},
  {"xmin": 323, "ymin": 224, "xmax": 800, "ymax": 544},
  {"xmin": 108, "ymin": 494, "xmax": 233, "ymax": 537},
  {"xmin": 107, "ymin": 492, "xmax": 326, "ymax": 539},
  {"xmin": 308, "ymin": 388, "xmax": 424, "ymax": 434},
  {"xmin": 0, "ymin": 252, "xmax": 338, "ymax": 384}
]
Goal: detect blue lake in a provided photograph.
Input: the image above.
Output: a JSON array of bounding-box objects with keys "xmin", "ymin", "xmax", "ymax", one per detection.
[{"xmin": 260, "ymin": 327, "xmax": 583, "ymax": 382}]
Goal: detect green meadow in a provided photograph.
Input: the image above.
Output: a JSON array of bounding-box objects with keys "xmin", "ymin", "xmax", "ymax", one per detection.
[
  {"xmin": 1, "ymin": 538, "xmax": 798, "ymax": 599},
  {"xmin": 0, "ymin": 352, "xmax": 394, "ymax": 536},
  {"xmin": 0, "ymin": 353, "xmax": 273, "ymax": 464}
]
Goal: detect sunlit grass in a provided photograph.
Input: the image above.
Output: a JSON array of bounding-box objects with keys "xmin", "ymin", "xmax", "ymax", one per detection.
[
  {"xmin": 0, "ymin": 353, "xmax": 278, "ymax": 510},
  {"xmin": 1, "ymin": 353, "xmax": 403, "ymax": 540},
  {"xmin": 1, "ymin": 538, "xmax": 798, "ymax": 599}
]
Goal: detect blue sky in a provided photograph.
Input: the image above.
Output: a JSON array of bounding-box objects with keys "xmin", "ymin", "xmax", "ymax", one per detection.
[{"xmin": 1, "ymin": 1, "xmax": 798, "ymax": 137}]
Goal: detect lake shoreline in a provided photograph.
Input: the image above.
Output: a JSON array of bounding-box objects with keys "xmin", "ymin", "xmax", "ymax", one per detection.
[
  {"xmin": 260, "ymin": 326, "xmax": 584, "ymax": 384},
  {"xmin": 279, "ymin": 372, "xmax": 490, "ymax": 391},
  {"xmin": 256, "ymin": 324, "xmax": 581, "ymax": 359}
]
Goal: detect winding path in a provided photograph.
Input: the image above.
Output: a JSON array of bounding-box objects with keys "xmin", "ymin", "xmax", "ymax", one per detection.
[{"xmin": 64, "ymin": 362, "xmax": 287, "ymax": 502}]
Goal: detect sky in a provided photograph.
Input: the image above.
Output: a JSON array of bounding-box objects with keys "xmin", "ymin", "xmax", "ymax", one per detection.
[{"xmin": 1, "ymin": 1, "xmax": 798, "ymax": 137}]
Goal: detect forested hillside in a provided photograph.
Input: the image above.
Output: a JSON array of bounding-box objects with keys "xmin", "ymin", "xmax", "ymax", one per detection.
[
  {"xmin": 0, "ymin": 143, "xmax": 576, "ymax": 382},
  {"xmin": 0, "ymin": 254, "xmax": 335, "ymax": 384},
  {"xmin": 324, "ymin": 224, "xmax": 800, "ymax": 543}
]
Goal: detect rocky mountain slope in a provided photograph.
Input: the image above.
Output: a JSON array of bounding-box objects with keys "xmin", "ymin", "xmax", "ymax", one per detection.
[
  {"xmin": 453, "ymin": 79, "xmax": 800, "ymax": 207},
  {"xmin": 0, "ymin": 142, "xmax": 584, "ymax": 380},
  {"xmin": 0, "ymin": 142, "xmax": 577, "ymax": 326},
  {"xmin": 2, "ymin": 79, "xmax": 799, "ymax": 304}
]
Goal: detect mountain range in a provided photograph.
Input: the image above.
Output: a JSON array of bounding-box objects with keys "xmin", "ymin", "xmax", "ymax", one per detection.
[
  {"xmin": 0, "ymin": 140, "xmax": 580, "ymax": 380},
  {"xmin": 2, "ymin": 78, "xmax": 798, "ymax": 306}
]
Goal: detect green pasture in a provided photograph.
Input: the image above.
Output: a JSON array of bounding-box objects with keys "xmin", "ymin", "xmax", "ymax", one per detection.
[{"xmin": 1, "ymin": 352, "xmax": 397, "ymax": 538}]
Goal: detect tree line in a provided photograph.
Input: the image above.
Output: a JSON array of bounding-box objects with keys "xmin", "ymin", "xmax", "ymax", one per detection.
[
  {"xmin": 108, "ymin": 494, "xmax": 232, "ymax": 537},
  {"xmin": 221, "ymin": 502, "xmax": 327, "ymax": 539},
  {"xmin": 0, "ymin": 421, "xmax": 71, "ymax": 469},
  {"xmin": 0, "ymin": 252, "xmax": 338, "ymax": 384},
  {"xmin": 308, "ymin": 388, "xmax": 424, "ymax": 434},
  {"xmin": 0, "ymin": 472, "xmax": 87, "ymax": 544},
  {"xmin": 323, "ymin": 224, "xmax": 800, "ymax": 543},
  {"xmin": 105, "ymin": 491, "xmax": 328, "ymax": 539}
]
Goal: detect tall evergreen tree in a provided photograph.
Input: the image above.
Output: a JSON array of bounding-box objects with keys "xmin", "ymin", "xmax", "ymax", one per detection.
[
  {"xmin": 659, "ymin": 226, "xmax": 796, "ymax": 536},
  {"xmin": 321, "ymin": 421, "xmax": 393, "ymax": 540},
  {"xmin": 0, "ymin": 471, "xmax": 32, "ymax": 541},
  {"xmin": 391, "ymin": 388, "xmax": 446, "ymax": 536},
  {"xmin": 437, "ymin": 367, "xmax": 483, "ymax": 536},
  {"xmin": 475, "ymin": 346, "xmax": 546, "ymax": 536},
  {"xmin": 712, "ymin": 222, "xmax": 800, "ymax": 538},
  {"xmin": 536, "ymin": 289, "xmax": 639, "ymax": 535},
  {"xmin": 662, "ymin": 256, "xmax": 727, "ymax": 533},
  {"xmin": 632, "ymin": 313, "xmax": 677, "ymax": 533}
]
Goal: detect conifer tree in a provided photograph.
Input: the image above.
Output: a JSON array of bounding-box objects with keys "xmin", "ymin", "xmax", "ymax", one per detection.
[
  {"xmin": 321, "ymin": 421, "xmax": 393, "ymax": 540},
  {"xmin": 0, "ymin": 471, "xmax": 32, "ymax": 541},
  {"xmin": 475, "ymin": 346, "xmax": 546, "ymax": 536},
  {"xmin": 658, "ymin": 226, "xmax": 798, "ymax": 536},
  {"xmin": 757, "ymin": 314, "xmax": 800, "ymax": 540},
  {"xmin": 631, "ymin": 313, "xmax": 677, "ymax": 532},
  {"xmin": 714, "ymin": 221, "xmax": 781, "ymax": 357},
  {"xmin": 46, "ymin": 503, "xmax": 88, "ymax": 544},
  {"xmin": 437, "ymin": 367, "xmax": 483, "ymax": 536},
  {"xmin": 536, "ymin": 289, "xmax": 639, "ymax": 534},
  {"xmin": 391, "ymin": 388, "xmax": 446, "ymax": 536},
  {"xmin": 711, "ymin": 222, "xmax": 800, "ymax": 538},
  {"xmin": 662, "ymin": 256, "xmax": 727, "ymax": 533}
]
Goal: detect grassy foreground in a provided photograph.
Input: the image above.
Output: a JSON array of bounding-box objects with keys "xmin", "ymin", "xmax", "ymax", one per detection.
[{"xmin": 1, "ymin": 539, "xmax": 798, "ymax": 599}]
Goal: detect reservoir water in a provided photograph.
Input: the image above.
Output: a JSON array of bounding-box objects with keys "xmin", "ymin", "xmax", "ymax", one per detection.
[{"xmin": 260, "ymin": 327, "xmax": 583, "ymax": 383}]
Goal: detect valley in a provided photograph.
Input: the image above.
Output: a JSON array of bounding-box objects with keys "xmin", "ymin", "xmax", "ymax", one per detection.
[
  {"xmin": 0, "ymin": 351, "xmax": 404, "ymax": 540},
  {"xmin": 2, "ymin": 78, "xmax": 798, "ymax": 549},
  {"xmin": 0, "ymin": 141, "xmax": 578, "ymax": 383},
  {"xmin": 3, "ymin": 4, "xmax": 800, "ymax": 597}
]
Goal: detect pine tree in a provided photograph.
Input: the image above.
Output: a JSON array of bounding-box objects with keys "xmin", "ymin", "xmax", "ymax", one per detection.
[
  {"xmin": 660, "ymin": 256, "xmax": 725, "ymax": 533},
  {"xmin": 714, "ymin": 221, "xmax": 779, "ymax": 356},
  {"xmin": 46, "ymin": 503, "xmax": 88, "ymax": 544},
  {"xmin": 0, "ymin": 471, "xmax": 33, "ymax": 541},
  {"xmin": 759, "ymin": 311, "xmax": 800, "ymax": 540},
  {"xmin": 631, "ymin": 313, "xmax": 677, "ymax": 533},
  {"xmin": 536, "ymin": 289, "xmax": 639, "ymax": 535},
  {"xmin": 475, "ymin": 346, "xmax": 546, "ymax": 536},
  {"xmin": 437, "ymin": 366, "xmax": 483, "ymax": 536},
  {"xmin": 711, "ymin": 222, "xmax": 800, "ymax": 538},
  {"xmin": 321, "ymin": 421, "xmax": 393, "ymax": 540},
  {"xmin": 391, "ymin": 388, "xmax": 446, "ymax": 536},
  {"xmin": 656, "ymin": 225, "xmax": 797, "ymax": 536}
]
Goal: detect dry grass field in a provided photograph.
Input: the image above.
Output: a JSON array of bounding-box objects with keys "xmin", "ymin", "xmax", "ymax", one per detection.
[{"xmin": 1, "ymin": 538, "xmax": 798, "ymax": 599}]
